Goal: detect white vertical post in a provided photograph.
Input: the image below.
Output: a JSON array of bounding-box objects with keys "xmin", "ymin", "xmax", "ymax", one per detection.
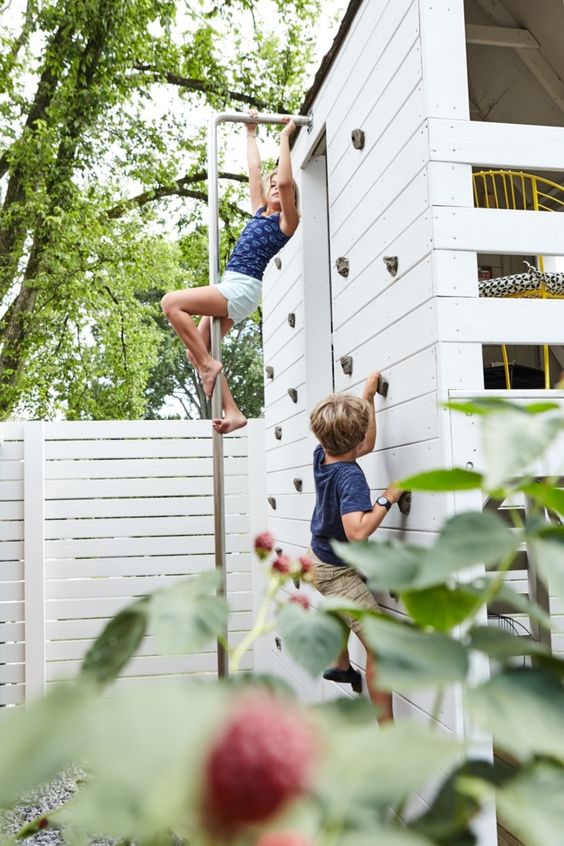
[
  {"xmin": 23, "ymin": 422, "xmax": 46, "ymax": 700},
  {"xmin": 419, "ymin": 0, "xmax": 470, "ymax": 120},
  {"xmin": 301, "ymin": 153, "xmax": 335, "ymax": 405},
  {"xmin": 246, "ymin": 419, "xmax": 268, "ymax": 673}
]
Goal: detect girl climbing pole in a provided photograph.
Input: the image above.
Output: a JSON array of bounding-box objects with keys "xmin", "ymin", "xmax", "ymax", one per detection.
[{"xmin": 161, "ymin": 112, "xmax": 300, "ymax": 434}]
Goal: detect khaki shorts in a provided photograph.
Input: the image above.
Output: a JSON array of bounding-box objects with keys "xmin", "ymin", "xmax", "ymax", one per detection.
[{"xmin": 307, "ymin": 547, "xmax": 378, "ymax": 637}]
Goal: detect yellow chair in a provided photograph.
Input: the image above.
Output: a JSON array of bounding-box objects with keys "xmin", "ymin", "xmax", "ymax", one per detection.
[{"xmin": 473, "ymin": 169, "xmax": 564, "ymax": 389}]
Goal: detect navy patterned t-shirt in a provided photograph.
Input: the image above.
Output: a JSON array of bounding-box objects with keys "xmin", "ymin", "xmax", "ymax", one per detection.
[
  {"xmin": 226, "ymin": 206, "xmax": 290, "ymax": 281},
  {"xmin": 310, "ymin": 444, "xmax": 372, "ymax": 567}
]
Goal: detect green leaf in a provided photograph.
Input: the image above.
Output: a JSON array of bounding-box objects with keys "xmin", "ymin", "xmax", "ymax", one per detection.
[
  {"xmin": 398, "ymin": 468, "xmax": 483, "ymax": 492},
  {"xmin": 521, "ymin": 481, "xmax": 564, "ymax": 516},
  {"xmin": 493, "ymin": 581, "xmax": 553, "ymax": 632},
  {"xmin": 446, "ymin": 399, "xmax": 560, "ymax": 416},
  {"xmin": 482, "ymin": 410, "xmax": 564, "ymax": 490},
  {"xmin": 469, "ymin": 625, "xmax": 551, "ymax": 660},
  {"xmin": 80, "ymin": 603, "xmax": 148, "ymax": 685},
  {"xmin": 0, "ymin": 683, "xmax": 94, "ymax": 805},
  {"xmin": 495, "ymin": 762, "xmax": 564, "ymax": 846},
  {"xmin": 428, "ymin": 512, "xmax": 518, "ymax": 583},
  {"xmin": 335, "ymin": 512, "xmax": 518, "ymax": 594},
  {"xmin": 528, "ymin": 526, "xmax": 564, "ymax": 607},
  {"xmin": 362, "ymin": 616, "xmax": 469, "ymax": 692},
  {"xmin": 403, "ymin": 585, "xmax": 483, "ymax": 631},
  {"xmin": 467, "ymin": 668, "xmax": 564, "ymax": 763},
  {"xmin": 320, "ymin": 721, "xmax": 461, "ymax": 814},
  {"xmin": 58, "ymin": 683, "xmax": 227, "ymax": 840},
  {"xmin": 412, "ymin": 760, "xmax": 507, "ymax": 845},
  {"xmin": 149, "ymin": 571, "xmax": 228, "ymax": 654},
  {"xmin": 341, "ymin": 829, "xmax": 436, "ymax": 846},
  {"xmin": 332, "ymin": 539, "xmax": 422, "ymax": 591},
  {"xmin": 277, "ymin": 604, "xmax": 347, "ymax": 676}
]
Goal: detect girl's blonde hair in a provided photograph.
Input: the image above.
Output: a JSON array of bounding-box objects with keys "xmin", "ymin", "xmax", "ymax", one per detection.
[
  {"xmin": 262, "ymin": 168, "xmax": 300, "ymax": 215},
  {"xmin": 309, "ymin": 394, "xmax": 370, "ymax": 457}
]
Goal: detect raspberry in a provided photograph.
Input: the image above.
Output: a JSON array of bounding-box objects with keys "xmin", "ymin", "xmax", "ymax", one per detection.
[
  {"xmin": 255, "ymin": 532, "xmax": 275, "ymax": 560},
  {"xmin": 289, "ymin": 595, "xmax": 310, "ymax": 610},
  {"xmin": 202, "ymin": 693, "xmax": 319, "ymax": 834},
  {"xmin": 272, "ymin": 553, "xmax": 291, "ymax": 575},
  {"xmin": 298, "ymin": 556, "xmax": 315, "ymax": 582},
  {"xmin": 256, "ymin": 833, "xmax": 313, "ymax": 846}
]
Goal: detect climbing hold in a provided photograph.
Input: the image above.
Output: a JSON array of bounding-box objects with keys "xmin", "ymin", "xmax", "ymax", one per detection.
[
  {"xmin": 292, "ymin": 576, "xmax": 300, "ymax": 589},
  {"xmin": 288, "ymin": 388, "xmax": 298, "ymax": 403},
  {"xmin": 274, "ymin": 426, "xmax": 282, "ymax": 440},
  {"xmin": 336, "ymin": 257, "xmax": 349, "ymax": 277},
  {"xmin": 293, "ymin": 478, "xmax": 303, "ymax": 492},
  {"xmin": 265, "ymin": 365, "xmax": 274, "ymax": 379},
  {"xmin": 340, "ymin": 355, "xmax": 353, "ymax": 376},
  {"xmin": 274, "ymin": 257, "xmax": 282, "ymax": 270},
  {"xmin": 287, "ymin": 313, "xmax": 296, "ymax": 328},
  {"xmin": 398, "ymin": 491, "xmax": 411, "ymax": 516},
  {"xmin": 351, "ymin": 128, "xmax": 365, "ymax": 150},
  {"xmin": 383, "ymin": 256, "xmax": 398, "ymax": 277},
  {"xmin": 275, "ymin": 636, "xmax": 282, "ymax": 651},
  {"xmin": 275, "ymin": 547, "xmax": 283, "ymax": 556},
  {"xmin": 377, "ymin": 376, "xmax": 389, "ymax": 398},
  {"xmin": 267, "ymin": 496, "xmax": 277, "ymax": 510}
]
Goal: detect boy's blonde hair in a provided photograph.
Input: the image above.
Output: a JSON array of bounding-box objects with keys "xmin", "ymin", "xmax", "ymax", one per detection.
[
  {"xmin": 310, "ymin": 393, "xmax": 370, "ymax": 457},
  {"xmin": 262, "ymin": 168, "xmax": 300, "ymax": 214}
]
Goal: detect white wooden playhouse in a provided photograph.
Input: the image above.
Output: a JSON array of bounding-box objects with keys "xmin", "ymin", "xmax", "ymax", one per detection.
[{"xmin": 258, "ymin": 0, "xmax": 564, "ymax": 841}]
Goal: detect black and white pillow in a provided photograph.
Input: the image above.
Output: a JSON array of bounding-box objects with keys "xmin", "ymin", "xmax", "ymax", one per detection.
[{"xmin": 479, "ymin": 260, "xmax": 564, "ymax": 298}]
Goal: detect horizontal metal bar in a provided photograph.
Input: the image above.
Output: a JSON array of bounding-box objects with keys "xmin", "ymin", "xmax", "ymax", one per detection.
[{"xmin": 213, "ymin": 111, "xmax": 311, "ymax": 128}]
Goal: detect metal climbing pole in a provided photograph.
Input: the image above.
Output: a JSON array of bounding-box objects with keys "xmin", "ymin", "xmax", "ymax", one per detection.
[{"xmin": 207, "ymin": 111, "xmax": 311, "ymax": 677}]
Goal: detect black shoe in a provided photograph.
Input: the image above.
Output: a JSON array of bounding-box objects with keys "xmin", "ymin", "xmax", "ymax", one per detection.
[{"xmin": 323, "ymin": 665, "xmax": 362, "ymax": 694}]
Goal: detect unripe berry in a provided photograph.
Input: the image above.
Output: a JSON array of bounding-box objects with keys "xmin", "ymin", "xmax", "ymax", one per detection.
[
  {"xmin": 255, "ymin": 532, "xmax": 275, "ymax": 560},
  {"xmin": 272, "ymin": 553, "xmax": 292, "ymax": 575},
  {"xmin": 289, "ymin": 595, "xmax": 310, "ymax": 610},
  {"xmin": 202, "ymin": 692, "xmax": 319, "ymax": 834},
  {"xmin": 298, "ymin": 556, "xmax": 315, "ymax": 582}
]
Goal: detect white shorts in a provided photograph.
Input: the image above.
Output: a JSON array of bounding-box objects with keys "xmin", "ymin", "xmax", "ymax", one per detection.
[{"xmin": 215, "ymin": 270, "xmax": 262, "ymax": 324}]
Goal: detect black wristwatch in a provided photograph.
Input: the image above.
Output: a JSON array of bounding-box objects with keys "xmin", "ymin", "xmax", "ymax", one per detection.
[{"xmin": 376, "ymin": 495, "xmax": 392, "ymax": 511}]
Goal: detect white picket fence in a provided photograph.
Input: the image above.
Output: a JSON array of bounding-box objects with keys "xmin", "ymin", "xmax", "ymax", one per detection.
[{"xmin": 0, "ymin": 419, "xmax": 266, "ymax": 706}]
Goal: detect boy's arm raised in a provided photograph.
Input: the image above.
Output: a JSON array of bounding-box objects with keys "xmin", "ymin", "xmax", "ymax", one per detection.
[
  {"xmin": 356, "ymin": 371, "xmax": 379, "ymax": 457},
  {"xmin": 342, "ymin": 483, "xmax": 402, "ymax": 542}
]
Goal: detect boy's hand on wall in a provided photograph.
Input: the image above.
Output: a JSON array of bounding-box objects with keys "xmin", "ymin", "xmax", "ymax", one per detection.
[
  {"xmin": 384, "ymin": 482, "xmax": 402, "ymax": 504},
  {"xmin": 363, "ymin": 371, "xmax": 381, "ymax": 401}
]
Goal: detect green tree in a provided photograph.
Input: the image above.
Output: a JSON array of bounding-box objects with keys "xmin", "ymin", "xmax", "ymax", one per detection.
[
  {"xmin": 0, "ymin": 0, "xmax": 318, "ymax": 420},
  {"xmin": 144, "ymin": 223, "xmax": 264, "ymax": 420}
]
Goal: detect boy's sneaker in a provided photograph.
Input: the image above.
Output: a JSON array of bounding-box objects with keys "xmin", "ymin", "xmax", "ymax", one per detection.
[{"xmin": 322, "ymin": 665, "xmax": 362, "ymax": 694}]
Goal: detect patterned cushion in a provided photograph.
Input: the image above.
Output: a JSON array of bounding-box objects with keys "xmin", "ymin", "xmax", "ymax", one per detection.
[{"xmin": 479, "ymin": 261, "xmax": 564, "ymax": 298}]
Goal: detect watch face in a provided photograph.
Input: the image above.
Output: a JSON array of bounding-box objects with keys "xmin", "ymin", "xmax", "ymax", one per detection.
[{"xmin": 377, "ymin": 496, "xmax": 391, "ymax": 509}]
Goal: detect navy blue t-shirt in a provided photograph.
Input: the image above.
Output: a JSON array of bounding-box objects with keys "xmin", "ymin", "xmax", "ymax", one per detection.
[{"xmin": 310, "ymin": 444, "xmax": 372, "ymax": 567}]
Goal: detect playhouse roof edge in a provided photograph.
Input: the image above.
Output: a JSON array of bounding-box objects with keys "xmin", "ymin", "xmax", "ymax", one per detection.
[{"xmin": 299, "ymin": 0, "xmax": 364, "ymax": 118}]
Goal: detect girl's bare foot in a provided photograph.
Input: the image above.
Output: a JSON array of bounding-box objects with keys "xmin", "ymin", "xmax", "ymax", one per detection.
[
  {"xmin": 199, "ymin": 358, "xmax": 223, "ymax": 399},
  {"xmin": 212, "ymin": 412, "xmax": 248, "ymax": 435}
]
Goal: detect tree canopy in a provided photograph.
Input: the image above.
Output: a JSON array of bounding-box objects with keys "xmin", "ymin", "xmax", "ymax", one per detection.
[{"xmin": 0, "ymin": 0, "xmax": 320, "ymax": 420}]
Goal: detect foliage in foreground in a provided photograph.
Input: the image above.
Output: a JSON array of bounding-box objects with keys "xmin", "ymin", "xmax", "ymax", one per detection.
[{"xmin": 1, "ymin": 400, "xmax": 564, "ymax": 846}]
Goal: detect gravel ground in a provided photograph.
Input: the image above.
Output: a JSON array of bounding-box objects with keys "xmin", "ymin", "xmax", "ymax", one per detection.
[{"xmin": 0, "ymin": 767, "xmax": 111, "ymax": 846}]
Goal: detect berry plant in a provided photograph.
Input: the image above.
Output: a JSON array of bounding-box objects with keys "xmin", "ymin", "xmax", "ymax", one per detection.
[{"xmin": 1, "ymin": 399, "xmax": 564, "ymax": 846}]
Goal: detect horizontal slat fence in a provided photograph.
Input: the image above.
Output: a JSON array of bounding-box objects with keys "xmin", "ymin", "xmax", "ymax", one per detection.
[{"xmin": 0, "ymin": 419, "xmax": 265, "ymax": 707}]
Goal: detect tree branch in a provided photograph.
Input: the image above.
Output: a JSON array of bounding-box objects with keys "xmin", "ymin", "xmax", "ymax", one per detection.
[
  {"xmin": 106, "ymin": 171, "xmax": 249, "ymax": 219},
  {"xmin": 132, "ymin": 64, "xmax": 270, "ymax": 109}
]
